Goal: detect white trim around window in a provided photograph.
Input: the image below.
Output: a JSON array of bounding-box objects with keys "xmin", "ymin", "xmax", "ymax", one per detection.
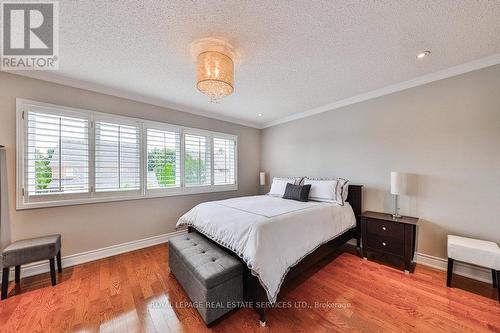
[{"xmin": 16, "ymin": 98, "xmax": 238, "ymax": 210}]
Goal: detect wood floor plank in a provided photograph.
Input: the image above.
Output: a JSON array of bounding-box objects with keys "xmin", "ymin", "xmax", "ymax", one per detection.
[{"xmin": 0, "ymin": 244, "xmax": 499, "ymax": 332}]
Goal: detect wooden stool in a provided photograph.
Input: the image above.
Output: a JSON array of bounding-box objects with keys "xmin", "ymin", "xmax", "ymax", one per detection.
[{"xmin": 1, "ymin": 234, "xmax": 62, "ymax": 300}]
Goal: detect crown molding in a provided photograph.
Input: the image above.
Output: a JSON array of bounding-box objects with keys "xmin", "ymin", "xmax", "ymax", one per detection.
[
  {"xmin": 262, "ymin": 53, "xmax": 500, "ymax": 128},
  {"xmin": 4, "ymin": 53, "xmax": 500, "ymax": 131},
  {"xmin": 2, "ymin": 70, "xmax": 261, "ymax": 129}
]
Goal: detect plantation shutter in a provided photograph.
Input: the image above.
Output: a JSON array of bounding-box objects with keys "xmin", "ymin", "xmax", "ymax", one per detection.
[
  {"xmin": 184, "ymin": 134, "xmax": 211, "ymax": 186},
  {"xmin": 146, "ymin": 128, "xmax": 181, "ymax": 189},
  {"xmin": 18, "ymin": 99, "xmax": 238, "ymax": 209},
  {"xmin": 213, "ymin": 137, "xmax": 236, "ymax": 185},
  {"xmin": 26, "ymin": 110, "xmax": 89, "ymax": 196},
  {"xmin": 95, "ymin": 120, "xmax": 140, "ymax": 192}
]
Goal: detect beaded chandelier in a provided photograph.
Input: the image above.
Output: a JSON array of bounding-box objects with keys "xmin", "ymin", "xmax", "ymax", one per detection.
[{"xmin": 191, "ymin": 38, "xmax": 236, "ymax": 103}]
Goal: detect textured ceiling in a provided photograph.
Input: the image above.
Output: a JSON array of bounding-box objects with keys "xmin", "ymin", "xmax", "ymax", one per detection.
[{"xmin": 13, "ymin": 1, "xmax": 500, "ymax": 127}]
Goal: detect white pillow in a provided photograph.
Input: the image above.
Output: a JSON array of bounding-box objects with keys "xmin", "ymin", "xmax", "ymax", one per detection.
[
  {"xmin": 304, "ymin": 178, "xmax": 349, "ymax": 205},
  {"xmin": 304, "ymin": 179, "xmax": 337, "ymax": 202},
  {"xmin": 268, "ymin": 177, "xmax": 300, "ymax": 196}
]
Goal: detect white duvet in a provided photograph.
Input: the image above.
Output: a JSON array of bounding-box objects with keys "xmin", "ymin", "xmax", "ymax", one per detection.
[{"xmin": 176, "ymin": 195, "xmax": 356, "ymax": 303}]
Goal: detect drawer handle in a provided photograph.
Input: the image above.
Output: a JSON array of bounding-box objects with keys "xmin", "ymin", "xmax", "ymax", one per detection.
[
  {"xmin": 382, "ymin": 242, "xmax": 387, "ymax": 246},
  {"xmin": 382, "ymin": 226, "xmax": 387, "ymax": 231}
]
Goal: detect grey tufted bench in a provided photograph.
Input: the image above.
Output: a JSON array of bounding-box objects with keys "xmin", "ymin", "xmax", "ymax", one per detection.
[
  {"xmin": 169, "ymin": 232, "xmax": 243, "ymax": 326},
  {"xmin": 1, "ymin": 234, "xmax": 62, "ymax": 300}
]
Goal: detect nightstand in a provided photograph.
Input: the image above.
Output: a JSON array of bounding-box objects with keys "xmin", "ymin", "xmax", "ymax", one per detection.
[{"xmin": 360, "ymin": 211, "xmax": 419, "ymax": 273}]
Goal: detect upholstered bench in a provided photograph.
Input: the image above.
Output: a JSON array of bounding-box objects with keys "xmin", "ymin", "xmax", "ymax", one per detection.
[
  {"xmin": 169, "ymin": 232, "xmax": 243, "ymax": 326},
  {"xmin": 447, "ymin": 235, "xmax": 500, "ymax": 302},
  {"xmin": 1, "ymin": 234, "xmax": 62, "ymax": 300}
]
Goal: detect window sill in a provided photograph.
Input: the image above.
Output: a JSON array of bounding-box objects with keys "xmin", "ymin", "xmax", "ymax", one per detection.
[{"xmin": 16, "ymin": 184, "xmax": 238, "ymax": 210}]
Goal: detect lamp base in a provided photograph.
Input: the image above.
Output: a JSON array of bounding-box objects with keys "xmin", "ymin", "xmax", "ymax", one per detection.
[{"xmin": 393, "ymin": 194, "xmax": 402, "ymax": 219}]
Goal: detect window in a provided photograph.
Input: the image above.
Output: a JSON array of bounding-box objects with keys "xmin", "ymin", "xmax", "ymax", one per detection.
[
  {"xmin": 146, "ymin": 127, "xmax": 181, "ymax": 190},
  {"xmin": 25, "ymin": 109, "xmax": 89, "ymax": 199},
  {"xmin": 213, "ymin": 137, "xmax": 236, "ymax": 185},
  {"xmin": 16, "ymin": 99, "xmax": 238, "ymax": 209},
  {"xmin": 95, "ymin": 120, "xmax": 140, "ymax": 192},
  {"xmin": 184, "ymin": 134, "xmax": 211, "ymax": 187}
]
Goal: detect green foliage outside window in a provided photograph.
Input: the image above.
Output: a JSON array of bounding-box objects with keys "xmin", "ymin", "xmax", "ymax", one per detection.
[
  {"xmin": 184, "ymin": 153, "xmax": 206, "ymax": 185},
  {"xmin": 148, "ymin": 148, "xmax": 177, "ymax": 186},
  {"xmin": 35, "ymin": 148, "xmax": 54, "ymax": 190}
]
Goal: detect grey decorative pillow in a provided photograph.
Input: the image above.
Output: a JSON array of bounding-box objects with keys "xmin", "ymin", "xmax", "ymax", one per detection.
[{"xmin": 282, "ymin": 183, "xmax": 311, "ymax": 202}]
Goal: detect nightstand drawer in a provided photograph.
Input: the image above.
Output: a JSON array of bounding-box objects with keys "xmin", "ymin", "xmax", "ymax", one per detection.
[
  {"xmin": 366, "ymin": 234, "xmax": 404, "ymax": 256},
  {"xmin": 366, "ymin": 219, "xmax": 404, "ymax": 239}
]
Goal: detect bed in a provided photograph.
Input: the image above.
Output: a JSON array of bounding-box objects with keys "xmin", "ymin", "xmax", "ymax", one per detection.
[{"xmin": 176, "ymin": 185, "xmax": 363, "ymax": 325}]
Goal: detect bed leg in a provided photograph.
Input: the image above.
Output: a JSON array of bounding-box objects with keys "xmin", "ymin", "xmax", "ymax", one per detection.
[{"xmin": 257, "ymin": 307, "xmax": 266, "ymax": 327}]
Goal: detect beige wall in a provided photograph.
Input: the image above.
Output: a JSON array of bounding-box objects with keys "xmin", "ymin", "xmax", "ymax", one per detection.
[
  {"xmin": 1, "ymin": 64, "xmax": 498, "ymax": 260},
  {"xmin": 261, "ymin": 64, "xmax": 500, "ymax": 259},
  {"xmin": 0, "ymin": 72, "xmax": 260, "ymax": 255}
]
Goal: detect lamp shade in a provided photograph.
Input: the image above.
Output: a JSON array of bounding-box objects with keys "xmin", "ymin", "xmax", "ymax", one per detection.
[
  {"xmin": 259, "ymin": 172, "xmax": 266, "ymax": 186},
  {"xmin": 197, "ymin": 51, "xmax": 234, "ymax": 102},
  {"xmin": 390, "ymin": 172, "xmax": 405, "ymax": 195}
]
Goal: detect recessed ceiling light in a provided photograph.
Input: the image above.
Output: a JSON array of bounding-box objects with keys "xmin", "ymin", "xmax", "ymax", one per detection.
[
  {"xmin": 258, "ymin": 113, "xmax": 263, "ymax": 117},
  {"xmin": 416, "ymin": 50, "xmax": 431, "ymax": 59}
]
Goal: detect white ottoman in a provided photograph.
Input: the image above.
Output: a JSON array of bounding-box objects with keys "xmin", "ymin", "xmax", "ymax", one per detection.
[{"xmin": 447, "ymin": 235, "xmax": 500, "ymax": 302}]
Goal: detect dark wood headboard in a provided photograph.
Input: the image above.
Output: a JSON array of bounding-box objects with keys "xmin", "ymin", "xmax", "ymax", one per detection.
[{"xmin": 346, "ymin": 185, "xmax": 363, "ymax": 226}]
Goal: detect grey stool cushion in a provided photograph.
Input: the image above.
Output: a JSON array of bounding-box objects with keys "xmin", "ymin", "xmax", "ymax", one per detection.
[
  {"xmin": 169, "ymin": 232, "xmax": 243, "ymax": 325},
  {"xmin": 2, "ymin": 234, "xmax": 61, "ymax": 267}
]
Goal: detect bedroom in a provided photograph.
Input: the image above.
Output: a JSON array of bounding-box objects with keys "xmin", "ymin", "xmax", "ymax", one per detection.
[{"xmin": 0, "ymin": 0, "xmax": 499, "ymax": 332}]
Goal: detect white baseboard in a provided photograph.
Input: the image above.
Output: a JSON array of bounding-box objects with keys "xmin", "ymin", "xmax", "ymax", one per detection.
[
  {"xmin": 415, "ymin": 252, "xmax": 493, "ymax": 284},
  {"xmin": 1, "ymin": 229, "xmax": 187, "ymax": 282},
  {"xmin": 347, "ymin": 239, "xmax": 493, "ymax": 284},
  {"xmin": 3, "ymin": 233, "xmax": 492, "ymax": 286}
]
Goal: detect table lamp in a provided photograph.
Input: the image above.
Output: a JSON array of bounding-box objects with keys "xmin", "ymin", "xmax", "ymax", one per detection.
[{"xmin": 390, "ymin": 171, "xmax": 405, "ymax": 219}]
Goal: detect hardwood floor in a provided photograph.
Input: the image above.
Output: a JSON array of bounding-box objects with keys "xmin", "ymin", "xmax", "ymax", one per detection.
[{"xmin": 0, "ymin": 244, "xmax": 499, "ymax": 333}]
